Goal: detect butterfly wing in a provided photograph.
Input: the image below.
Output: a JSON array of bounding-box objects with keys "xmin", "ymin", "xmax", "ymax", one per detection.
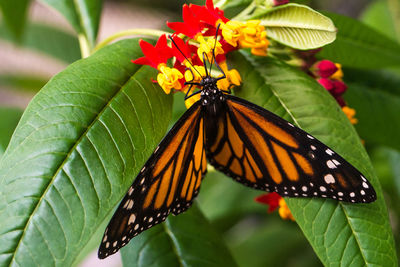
[
  {"xmin": 98, "ymin": 101, "xmax": 207, "ymax": 259},
  {"xmin": 206, "ymin": 95, "xmax": 376, "ymax": 203}
]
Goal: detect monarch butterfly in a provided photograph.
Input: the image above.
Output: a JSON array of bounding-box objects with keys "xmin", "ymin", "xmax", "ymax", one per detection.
[{"xmin": 98, "ymin": 42, "xmax": 376, "ymax": 260}]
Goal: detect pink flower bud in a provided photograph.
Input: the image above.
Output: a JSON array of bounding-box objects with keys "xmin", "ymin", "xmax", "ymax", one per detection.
[
  {"xmin": 314, "ymin": 60, "xmax": 338, "ymax": 78},
  {"xmin": 317, "ymin": 78, "xmax": 334, "ymax": 91},
  {"xmin": 332, "ymin": 80, "xmax": 347, "ymax": 95}
]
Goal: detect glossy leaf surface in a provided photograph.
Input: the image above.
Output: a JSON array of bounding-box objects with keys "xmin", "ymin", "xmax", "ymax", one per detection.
[{"xmin": 0, "ymin": 38, "xmax": 172, "ymax": 266}]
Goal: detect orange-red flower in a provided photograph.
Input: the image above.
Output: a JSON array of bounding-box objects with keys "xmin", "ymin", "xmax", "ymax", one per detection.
[
  {"xmin": 189, "ymin": 0, "xmax": 229, "ymax": 28},
  {"xmin": 132, "ymin": 34, "xmax": 173, "ymax": 69},
  {"xmin": 167, "ymin": 5, "xmax": 203, "ymax": 39},
  {"xmin": 255, "ymin": 192, "xmax": 281, "ymax": 213},
  {"xmin": 255, "ymin": 192, "xmax": 295, "ymax": 221}
]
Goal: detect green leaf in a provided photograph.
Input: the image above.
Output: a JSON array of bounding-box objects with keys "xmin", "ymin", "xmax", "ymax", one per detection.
[
  {"xmin": 39, "ymin": 0, "xmax": 103, "ymax": 48},
  {"xmin": 0, "ymin": 22, "xmax": 81, "ymax": 63},
  {"xmin": 0, "ymin": 107, "xmax": 23, "ymax": 158},
  {"xmin": 360, "ymin": 0, "xmax": 399, "ymax": 42},
  {"xmin": 229, "ymin": 51, "xmax": 397, "ymax": 266},
  {"xmin": 198, "ymin": 170, "xmax": 262, "ymax": 226},
  {"xmin": 229, "ymin": 217, "xmax": 321, "ymax": 267},
  {"xmin": 0, "ymin": 0, "xmax": 31, "ymax": 40},
  {"xmin": 120, "ymin": 204, "xmax": 238, "ymax": 267},
  {"xmin": 344, "ymin": 81, "xmax": 400, "ymax": 151},
  {"xmin": 318, "ymin": 12, "xmax": 400, "ymax": 69},
  {"xmin": 252, "ymin": 3, "xmax": 336, "ymax": 50},
  {"xmin": 0, "ymin": 38, "xmax": 173, "ymax": 266}
]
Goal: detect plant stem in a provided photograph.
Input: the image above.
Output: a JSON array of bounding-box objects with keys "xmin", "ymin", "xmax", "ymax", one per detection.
[
  {"xmin": 78, "ymin": 34, "xmax": 91, "ymax": 58},
  {"xmin": 93, "ymin": 29, "xmax": 170, "ymax": 53},
  {"xmin": 232, "ymin": 1, "xmax": 257, "ymax": 21}
]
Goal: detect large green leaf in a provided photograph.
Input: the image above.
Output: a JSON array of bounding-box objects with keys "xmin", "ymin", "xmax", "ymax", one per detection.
[
  {"xmin": 318, "ymin": 12, "xmax": 400, "ymax": 69},
  {"xmin": 40, "ymin": 0, "xmax": 103, "ymax": 48},
  {"xmin": 0, "ymin": 22, "xmax": 81, "ymax": 64},
  {"xmin": 252, "ymin": 3, "xmax": 336, "ymax": 49},
  {"xmin": 0, "ymin": 108, "xmax": 23, "ymax": 158},
  {"xmin": 360, "ymin": 0, "xmax": 398, "ymax": 42},
  {"xmin": 0, "ymin": 0, "xmax": 31, "ymax": 40},
  {"xmin": 0, "ymin": 38, "xmax": 173, "ymax": 266},
  {"xmin": 344, "ymin": 81, "xmax": 400, "ymax": 152},
  {"xmin": 229, "ymin": 51, "xmax": 397, "ymax": 266},
  {"xmin": 120, "ymin": 204, "xmax": 238, "ymax": 267}
]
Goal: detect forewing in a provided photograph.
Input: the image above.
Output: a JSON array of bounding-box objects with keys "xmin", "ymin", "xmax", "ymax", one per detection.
[
  {"xmin": 206, "ymin": 95, "xmax": 376, "ymax": 203},
  {"xmin": 98, "ymin": 102, "xmax": 207, "ymax": 259}
]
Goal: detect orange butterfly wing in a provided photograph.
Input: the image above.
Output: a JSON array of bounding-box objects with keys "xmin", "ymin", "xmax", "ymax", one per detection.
[
  {"xmin": 206, "ymin": 95, "xmax": 376, "ymax": 203},
  {"xmin": 98, "ymin": 102, "xmax": 207, "ymax": 259}
]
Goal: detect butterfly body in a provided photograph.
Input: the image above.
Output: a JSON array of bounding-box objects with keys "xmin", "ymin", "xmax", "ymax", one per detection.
[{"xmin": 98, "ymin": 72, "xmax": 376, "ymax": 259}]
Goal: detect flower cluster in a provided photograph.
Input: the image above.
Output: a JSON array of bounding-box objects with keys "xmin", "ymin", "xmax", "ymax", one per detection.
[
  {"xmin": 132, "ymin": 0, "xmax": 269, "ymax": 107},
  {"xmin": 312, "ymin": 60, "xmax": 347, "ymax": 107},
  {"xmin": 255, "ymin": 192, "xmax": 294, "ymax": 221}
]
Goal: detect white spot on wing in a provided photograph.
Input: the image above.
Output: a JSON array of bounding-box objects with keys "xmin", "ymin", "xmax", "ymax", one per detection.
[
  {"xmin": 362, "ymin": 182, "xmax": 369, "ymax": 189},
  {"xmin": 320, "ymin": 186, "xmax": 327, "ymax": 192},
  {"xmin": 325, "ymin": 149, "xmax": 334, "ymax": 155},
  {"xmin": 310, "ymin": 145, "xmax": 316, "ymax": 150},
  {"xmin": 350, "ymin": 192, "xmax": 355, "ymax": 197},
  {"xmin": 326, "ymin": 160, "xmax": 336, "ymax": 169},
  {"xmin": 324, "ymin": 174, "xmax": 335, "ymax": 184},
  {"xmin": 128, "ymin": 214, "xmax": 136, "ymax": 225},
  {"xmin": 128, "ymin": 187, "xmax": 134, "ymax": 195},
  {"xmin": 307, "ymin": 134, "xmax": 314, "ymax": 139},
  {"xmin": 302, "ymin": 186, "xmax": 308, "ymax": 192}
]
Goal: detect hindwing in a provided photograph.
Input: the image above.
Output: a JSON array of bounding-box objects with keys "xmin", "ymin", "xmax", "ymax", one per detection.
[{"xmin": 206, "ymin": 95, "xmax": 376, "ymax": 203}]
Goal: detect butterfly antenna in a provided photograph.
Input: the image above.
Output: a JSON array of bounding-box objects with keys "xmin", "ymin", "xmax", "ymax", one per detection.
[
  {"xmin": 209, "ymin": 23, "xmax": 221, "ymax": 76},
  {"xmin": 169, "ymin": 35, "xmax": 203, "ymax": 78},
  {"xmin": 202, "ymin": 52, "xmax": 210, "ymax": 77}
]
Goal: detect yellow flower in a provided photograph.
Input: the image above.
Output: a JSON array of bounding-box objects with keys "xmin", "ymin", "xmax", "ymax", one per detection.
[
  {"xmin": 196, "ymin": 35, "xmax": 224, "ymax": 62},
  {"xmin": 220, "ymin": 20, "xmax": 245, "ymax": 47},
  {"xmin": 184, "ymin": 65, "xmax": 207, "ymax": 84},
  {"xmin": 216, "ymin": 61, "xmax": 242, "ymax": 91},
  {"xmin": 239, "ymin": 20, "xmax": 269, "ymax": 56},
  {"xmin": 330, "ymin": 63, "xmax": 343, "ymax": 81},
  {"xmin": 342, "ymin": 106, "xmax": 358, "ymax": 125},
  {"xmin": 278, "ymin": 198, "xmax": 295, "ymax": 221},
  {"xmin": 157, "ymin": 64, "xmax": 183, "ymax": 94}
]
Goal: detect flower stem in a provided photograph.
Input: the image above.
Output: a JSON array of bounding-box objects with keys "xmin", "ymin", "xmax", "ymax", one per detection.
[
  {"xmin": 78, "ymin": 34, "xmax": 91, "ymax": 58},
  {"xmin": 232, "ymin": 0, "xmax": 257, "ymax": 21},
  {"xmin": 93, "ymin": 29, "xmax": 170, "ymax": 53}
]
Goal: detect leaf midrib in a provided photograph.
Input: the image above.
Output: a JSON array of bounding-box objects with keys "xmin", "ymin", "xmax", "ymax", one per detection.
[{"xmin": 8, "ymin": 66, "xmax": 142, "ymax": 266}]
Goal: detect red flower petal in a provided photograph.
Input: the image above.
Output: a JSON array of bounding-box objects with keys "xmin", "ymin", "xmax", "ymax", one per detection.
[
  {"xmin": 132, "ymin": 35, "xmax": 173, "ymax": 69},
  {"xmin": 171, "ymin": 35, "xmax": 192, "ymax": 63},
  {"xmin": 167, "ymin": 5, "xmax": 203, "ymax": 38},
  {"xmin": 255, "ymin": 192, "xmax": 282, "ymax": 213}
]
